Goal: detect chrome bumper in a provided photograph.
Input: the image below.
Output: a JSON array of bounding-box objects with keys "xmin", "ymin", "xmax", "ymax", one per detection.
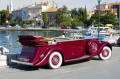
[{"xmin": 11, "ymin": 59, "xmax": 33, "ymax": 66}]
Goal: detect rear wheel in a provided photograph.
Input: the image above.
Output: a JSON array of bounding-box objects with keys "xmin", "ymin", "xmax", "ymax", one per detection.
[
  {"xmin": 48, "ymin": 52, "xmax": 62, "ymax": 69},
  {"xmin": 98, "ymin": 46, "xmax": 111, "ymax": 60}
]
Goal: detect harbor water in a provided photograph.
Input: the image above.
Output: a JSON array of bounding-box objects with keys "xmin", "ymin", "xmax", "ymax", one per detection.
[{"xmin": 0, "ymin": 31, "xmax": 70, "ymax": 53}]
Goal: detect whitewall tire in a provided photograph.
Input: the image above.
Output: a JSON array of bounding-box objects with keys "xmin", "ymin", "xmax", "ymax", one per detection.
[
  {"xmin": 98, "ymin": 46, "xmax": 111, "ymax": 60},
  {"xmin": 48, "ymin": 52, "xmax": 62, "ymax": 69}
]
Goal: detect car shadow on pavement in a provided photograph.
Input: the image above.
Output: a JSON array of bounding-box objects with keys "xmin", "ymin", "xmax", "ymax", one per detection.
[
  {"xmin": 8, "ymin": 57, "xmax": 101, "ymax": 71},
  {"xmin": 63, "ymin": 59, "xmax": 90, "ymax": 66},
  {"xmin": 90, "ymin": 57, "xmax": 101, "ymax": 60},
  {"xmin": 62, "ymin": 57, "xmax": 100, "ymax": 67},
  {"xmin": 8, "ymin": 64, "xmax": 50, "ymax": 71},
  {"xmin": 111, "ymin": 43, "xmax": 120, "ymax": 47}
]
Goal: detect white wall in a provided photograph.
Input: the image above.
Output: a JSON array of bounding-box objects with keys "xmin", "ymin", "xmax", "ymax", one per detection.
[
  {"xmin": 105, "ymin": 5, "xmax": 108, "ymax": 9},
  {"xmin": 42, "ymin": 6, "xmax": 49, "ymax": 12}
]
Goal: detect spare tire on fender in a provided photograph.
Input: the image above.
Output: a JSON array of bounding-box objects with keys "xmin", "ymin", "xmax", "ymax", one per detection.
[{"xmin": 87, "ymin": 39, "xmax": 99, "ymax": 54}]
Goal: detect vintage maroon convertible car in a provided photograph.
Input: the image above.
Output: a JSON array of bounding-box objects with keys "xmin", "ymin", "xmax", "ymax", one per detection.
[{"xmin": 12, "ymin": 35, "xmax": 112, "ymax": 69}]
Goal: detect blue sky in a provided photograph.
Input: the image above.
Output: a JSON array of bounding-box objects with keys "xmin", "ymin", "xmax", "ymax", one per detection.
[{"xmin": 0, "ymin": 0, "xmax": 120, "ymax": 12}]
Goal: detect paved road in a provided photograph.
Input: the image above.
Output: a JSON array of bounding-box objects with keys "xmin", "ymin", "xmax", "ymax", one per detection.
[{"xmin": 0, "ymin": 45, "xmax": 120, "ymax": 79}]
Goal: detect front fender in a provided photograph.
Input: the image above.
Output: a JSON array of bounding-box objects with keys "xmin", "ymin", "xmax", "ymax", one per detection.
[
  {"xmin": 34, "ymin": 46, "xmax": 64, "ymax": 66},
  {"xmin": 91, "ymin": 42, "xmax": 112, "ymax": 57}
]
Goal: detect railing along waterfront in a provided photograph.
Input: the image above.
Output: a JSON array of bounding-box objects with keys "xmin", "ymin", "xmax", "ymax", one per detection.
[{"xmin": 0, "ymin": 27, "xmax": 83, "ymax": 32}]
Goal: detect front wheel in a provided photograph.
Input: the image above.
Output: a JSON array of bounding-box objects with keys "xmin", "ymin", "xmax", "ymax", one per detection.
[
  {"xmin": 48, "ymin": 52, "xmax": 62, "ymax": 69},
  {"xmin": 98, "ymin": 46, "xmax": 111, "ymax": 60}
]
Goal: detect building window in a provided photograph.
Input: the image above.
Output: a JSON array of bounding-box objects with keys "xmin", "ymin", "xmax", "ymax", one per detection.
[
  {"xmin": 24, "ymin": 12, "xmax": 26, "ymax": 15},
  {"xmin": 100, "ymin": 5, "xmax": 104, "ymax": 9},
  {"xmin": 33, "ymin": 10, "xmax": 34, "ymax": 13},
  {"xmin": 114, "ymin": 10, "xmax": 117, "ymax": 13}
]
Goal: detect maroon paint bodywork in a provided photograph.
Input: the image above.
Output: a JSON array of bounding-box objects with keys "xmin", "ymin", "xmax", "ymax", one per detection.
[{"xmin": 17, "ymin": 36, "xmax": 112, "ymax": 66}]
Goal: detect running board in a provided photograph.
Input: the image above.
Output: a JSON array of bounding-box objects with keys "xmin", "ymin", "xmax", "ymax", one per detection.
[{"xmin": 65, "ymin": 55, "xmax": 91, "ymax": 62}]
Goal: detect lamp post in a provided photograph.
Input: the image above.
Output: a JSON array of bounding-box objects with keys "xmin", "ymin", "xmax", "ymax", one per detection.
[
  {"xmin": 97, "ymin": 0, "xmax": 101, "ymax": 38},
  {"xmin": 119, "ymin": 5, "xmax": 120, "ymax": 30},
  {"xmin": 0, "ymin": 14, "xmax": 1, "ymax": 25}
]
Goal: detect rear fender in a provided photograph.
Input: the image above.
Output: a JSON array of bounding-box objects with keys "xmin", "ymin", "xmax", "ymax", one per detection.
[
  {"xmin": 91, "ymin": 42, "xmax": 112, "ymax": 57},
  {"xmin": 34, "ymin": 47, "xmax": 64, "ymax": 66}
]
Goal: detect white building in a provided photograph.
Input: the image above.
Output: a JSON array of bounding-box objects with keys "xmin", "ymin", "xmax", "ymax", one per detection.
[
  {"xmin": 21, "ymin": 4, "xmax": 42, "ymax": 21},
  {"xmin": 40, "ymin": 1, "xmax": 57, "ymax": 11},
  {"xmin": 12, "ymin": 1, "xmax": 57, "ymax": 21},
  {"xmin": 12, "ymin": 9, "xmax": 22, "ymax": 20},
  {"xmin": 42, "ymin": 8, "xmax": 58, "ymax": 24}
]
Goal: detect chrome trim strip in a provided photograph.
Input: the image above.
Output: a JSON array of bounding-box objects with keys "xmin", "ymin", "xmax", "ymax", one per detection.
[
  {"xmin": 65, "ymin": 55, "xmax": 90, "ymax": 62},
  {"xmin": 11, "ymin": 59, "xmax": 33, "ymax": 66}
]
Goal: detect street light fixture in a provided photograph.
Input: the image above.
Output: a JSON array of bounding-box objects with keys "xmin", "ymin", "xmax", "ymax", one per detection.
[
  {"xmin": 0, "ymin": 14, "xmax": 1, "ymax": 25},
  {"xmin": 97, "ymin": 0, "xmax": 101, "ymax": 38},
  {"xmin": 117, "ymin": 5, "xmax": 120, "ymax": 30}
]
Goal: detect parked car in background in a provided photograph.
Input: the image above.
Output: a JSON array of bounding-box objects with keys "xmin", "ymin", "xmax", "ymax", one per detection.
[
  {"xmin": 7, "ymin": 25, "xmax": 12, "ymax": 28},
  {"xmin": 61, "ymin": 25, "xmax": 69, "ymax": 29},
  {"xmin": 71, "ymin": 26, "xmax": 79, "ymax": 29},
  {"xmin": 42, "ymin": 25, "xmax": 49, "ymax": 29},
  {"xmin": 117, "ymin": 37, "xmax": 120, "ymax": 46},
  {"xmin": 21, "ymin": 25, "xmax": 27, "ymax": 28},
  {"xmin": 1, "ymin": 25, "xmax": 7, "ymax": 28},
  {"xmin": 14, "ymin": 25, "xmax": 21, "ymax": 28}
]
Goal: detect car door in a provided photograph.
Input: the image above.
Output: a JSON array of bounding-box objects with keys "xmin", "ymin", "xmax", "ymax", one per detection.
[
  {"xmin": 57, "ymin": 41, "xmax": 74, "ymax": 60},
  {"xmin": 73, "ymin": 40, "xmax": 86, "ymax": 58}
]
